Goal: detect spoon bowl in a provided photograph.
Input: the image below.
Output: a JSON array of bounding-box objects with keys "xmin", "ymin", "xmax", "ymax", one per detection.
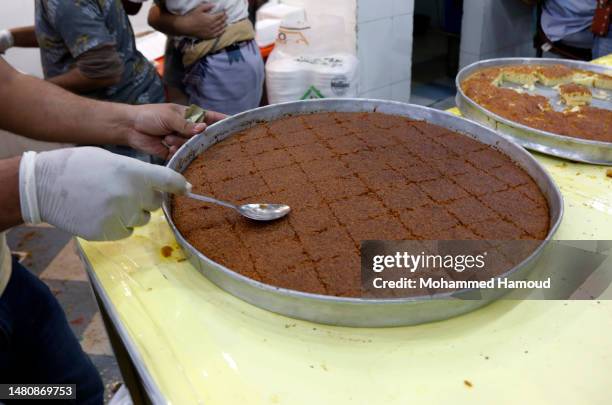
[
  {"xmin": 184, "ymin": 191, "xmax": 291, "ymax": 221},
  {"xmin": 238, "ymin": 203, "xmax": 292, "ymax": 221}
]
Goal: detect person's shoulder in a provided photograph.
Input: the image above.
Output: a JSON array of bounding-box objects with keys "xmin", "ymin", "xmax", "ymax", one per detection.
[
  {"xmin": 46, "ymin": 0, "xmax": 105, "ymax": 18},
  {"xmin": 43, "ymin": 0, "xmax": 101, "ymax": 9}
]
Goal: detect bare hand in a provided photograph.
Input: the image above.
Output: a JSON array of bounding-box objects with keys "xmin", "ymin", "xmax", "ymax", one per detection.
[
  {"xmin": 160, "ymin": 109, "xmax": 227, "ymax": 155},
  {"xmin": 125, "ymin": 104, "xmax": 207, "ymax": 159},
  {"xmin": 179, "ymin": 3, "xmax": 227, "ymax": 40},
  {"xmin": 201, "ymin": 109, "xmax": 227, "ymax": 125}
]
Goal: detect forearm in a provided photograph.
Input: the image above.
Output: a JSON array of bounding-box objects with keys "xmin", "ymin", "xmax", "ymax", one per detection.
[
  {"xmin": 148, "ymin": 4, "xmax": 186, "ymax": 36},
  {"xmin": 149, "ymin": 4, "xmax": 228, "ymax": 40},
  {"xmin": 48, "ymin": 67, "xmax": 119, "ymax": 93},
  {"xmin": 10, "ymin": 26, "xmax": 38, "ymax": 48},
  {"xmin": 0, "ymin": 156, "xmax": 23, "ymax": 232},
  {"xmin": 0, "ymin": 59, "xmax": 131, "ymax": 145}
]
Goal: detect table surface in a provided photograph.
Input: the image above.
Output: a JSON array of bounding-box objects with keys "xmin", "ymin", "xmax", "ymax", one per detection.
[{"xmin": 78, "ymin": 58, "xmax": 612, "ymax": 405}]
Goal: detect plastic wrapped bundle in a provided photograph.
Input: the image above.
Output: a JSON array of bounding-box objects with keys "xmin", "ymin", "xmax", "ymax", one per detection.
[
  {"xmin": 265, "ymin": 14, "xmax": 359, "ymax": 104},
  {"xmin": 266, "ymin": 53, "xmax": 359, "ymax": 103}
]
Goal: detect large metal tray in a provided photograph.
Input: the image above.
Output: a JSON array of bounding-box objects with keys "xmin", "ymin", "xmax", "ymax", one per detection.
[
  {"xmin": 162, "ymin": 99, "xmax": 563, "ymax": 327},
  {"xmin": 456, "ymin": 57, "xmax": 612, "ymax": 165}
]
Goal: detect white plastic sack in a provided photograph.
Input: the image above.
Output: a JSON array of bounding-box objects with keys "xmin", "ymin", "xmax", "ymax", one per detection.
[
  {"xmin": 255, "ymin": 19, "xmax": 282, "ymax": 47},
  {"xmin": 256, "ymin": 2, "xmax": 307, "ymax": 28},
  {"xmin": 265, "ymin": 14, "xmax": 359, "ymax": 104}
]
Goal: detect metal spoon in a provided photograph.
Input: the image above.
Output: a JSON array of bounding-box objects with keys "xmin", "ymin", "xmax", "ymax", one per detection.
[{"xmin": 185, "ymin": 192, "xmax": 291, "ymax": 221}]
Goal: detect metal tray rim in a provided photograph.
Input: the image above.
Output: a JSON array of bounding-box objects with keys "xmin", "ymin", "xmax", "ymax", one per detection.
[
  {"xmin": 162, "ymin": 99, "xmax": 563, "ymax": 324},
  {"xmin": 455, "ymin": 57, "xmax": 612, "ymax": 163}
]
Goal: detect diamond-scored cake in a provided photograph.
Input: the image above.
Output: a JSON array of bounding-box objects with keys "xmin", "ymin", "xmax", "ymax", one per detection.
[{"xmin": 173, "ymin": 112, "xmax": 550, "ymax": 297}]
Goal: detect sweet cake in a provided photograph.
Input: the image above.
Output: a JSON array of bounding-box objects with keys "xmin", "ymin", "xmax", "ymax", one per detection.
[
  {"xmin": 461, "ymin": 64, "xmax": 612, "ymax": 142},
  {"xmin": 172, "ymin": 112, "xmax": 550, "ymax": 297}
]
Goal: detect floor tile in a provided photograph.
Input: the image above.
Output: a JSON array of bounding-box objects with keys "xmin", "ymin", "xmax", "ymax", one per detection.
[{"xmin": 40, "ymin": 239, "xmax": 89, "ymax": 282}]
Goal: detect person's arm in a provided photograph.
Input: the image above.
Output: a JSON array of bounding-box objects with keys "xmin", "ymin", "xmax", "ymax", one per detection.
[
  {"xmin": 0, "ymin": 26, "xmax": 39, "ymax": 53},
  {"xmin": 0, "ymin": 59, "xmax": 225, "ymax": 156},
  {"xmin": 50, "ymin": 43, "xmax": 125, "ymax": 93},
  {"xmin": 10, "ymin": 26, "xmax": 39, "ymax": 48},
  {"xmin": 148, "ymin": 3, "xmax": 227, "ymax": 39},
  {"xmin": 0, "ymin": 59, "xmax": 126, "ymax": 143},
  {"xmin": 0, "ymin": 156, "xmax": 22, "ymax": 231},
  {"xmin": 0, "ymin": 59, "xmax": 226, "ymax": 236},
  {"xmin": 47, "ymin": 65, "xmax": 121, "ymax": 93},
  {"xmin": 0, "ymin": 59, "xmax": 153, "ymax": 146}
]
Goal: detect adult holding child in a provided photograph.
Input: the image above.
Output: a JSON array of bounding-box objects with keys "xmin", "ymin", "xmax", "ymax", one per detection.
[{"xmin": 147, "ymin": 0, "xmax": 265, "ymax": 115}]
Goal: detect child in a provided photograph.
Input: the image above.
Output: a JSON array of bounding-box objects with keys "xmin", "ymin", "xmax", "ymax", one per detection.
[{"xmin": 157, "ymin": 0, "xmax": 265, "ymax": 115}]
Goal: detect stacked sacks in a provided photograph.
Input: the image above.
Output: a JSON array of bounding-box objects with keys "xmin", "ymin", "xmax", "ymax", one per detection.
[
  {"xmin": 265, "ymin": 15, "xmax": 359, "ymax": 104},
  {"xmin": 266, "ymin": 53, "xmax": 359, "ymax": 103}
]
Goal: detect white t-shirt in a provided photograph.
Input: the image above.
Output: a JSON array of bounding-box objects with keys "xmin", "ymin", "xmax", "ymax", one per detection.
[
  {"xmin": 149, "ymin": 0, "xmax": 249, "ymax": 24},
  {"xmin": 0, "ymin": 233, "xmax": 11, "ymax": 297}
]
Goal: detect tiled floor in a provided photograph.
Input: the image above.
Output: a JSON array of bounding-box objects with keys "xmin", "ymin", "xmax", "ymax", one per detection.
[{"xmin": 7, "ymin": 225, "xmax": 123, "ymax": 403}]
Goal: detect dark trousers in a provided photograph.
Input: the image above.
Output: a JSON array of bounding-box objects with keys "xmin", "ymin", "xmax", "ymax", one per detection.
[{"xmin": 0, "ymin": 257, "xmax": 104, "ymax": 404}]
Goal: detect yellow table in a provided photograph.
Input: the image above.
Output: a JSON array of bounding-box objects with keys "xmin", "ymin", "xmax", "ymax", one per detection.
[{"xmin": 79, "ymin": 60, "xmax": 612, "ymax": 404}]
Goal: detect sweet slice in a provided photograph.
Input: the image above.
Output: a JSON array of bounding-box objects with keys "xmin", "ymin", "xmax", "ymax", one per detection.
[
  {"xmin": 461, "ymin": 65, "xmax": 612, "ymax": 142},
  {"xmin": 594, "ymin": 73, "xmax": 612, "ymax": 90},
  {"xmin": 502, "ymin": 65, "xmax": 538, "ymax": 86},
  {"xmin": 535, "ymin": 65, "xmax": 573, "ymax": 86},
  {"xmin": 558, "ymin": 83, "xmax": 592, "ymax": 106},
  {"xmin": 572, "ymin": 70, "xmax": 596, "ymax": 87},
  {"xmin": 490, "ymin": 70, "xmax": 504, "ymax": 87}
]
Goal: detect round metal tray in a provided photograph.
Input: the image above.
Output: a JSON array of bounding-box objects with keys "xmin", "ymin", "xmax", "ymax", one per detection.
[
  {"xmin": 162, "ymin": 99, "xmax": 563, "ymax": 327},
  {"xmin": 456, "ymin": 57, "xmax": 612, "ymax": 165}
]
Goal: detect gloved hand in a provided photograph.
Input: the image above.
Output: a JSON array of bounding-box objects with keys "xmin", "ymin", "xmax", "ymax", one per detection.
[
  {"xmin": 19, "ymin": 147, "xmax": 188, "ymax": 241},
  {"xmin": 0, "ymin": 30, "xmax": 14, "ymax": 54}
]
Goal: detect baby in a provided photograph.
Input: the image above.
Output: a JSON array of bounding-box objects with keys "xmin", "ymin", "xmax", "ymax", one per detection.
[{"xmin": 158, "ymin": 0, "xmax": 265, "ymax": 115}]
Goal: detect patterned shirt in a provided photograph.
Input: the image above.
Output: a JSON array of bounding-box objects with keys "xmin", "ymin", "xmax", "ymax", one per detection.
[{"xmin": 35, "ymin": 0, "xmax": 164, "ymax": 104}]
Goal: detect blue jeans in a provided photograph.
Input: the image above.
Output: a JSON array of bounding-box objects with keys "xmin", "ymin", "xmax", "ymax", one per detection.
[{"xmin": 0, "ymin": 258, "xmax": 103, "ymax": 404}]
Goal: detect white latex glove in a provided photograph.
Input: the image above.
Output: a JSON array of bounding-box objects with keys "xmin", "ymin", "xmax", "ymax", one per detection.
[
  {"xmin": 0, "ymin": 30, "xmax": 14, "ymax": 54},
  {"xmin": 19, "ymin": 147, "xmax": 188, "ymax": 241}
]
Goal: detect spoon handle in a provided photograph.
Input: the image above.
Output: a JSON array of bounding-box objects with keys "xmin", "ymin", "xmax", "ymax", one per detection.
[{"xmin": 185, "ymin": 192, "xmax": 238, "ymax": 211}]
